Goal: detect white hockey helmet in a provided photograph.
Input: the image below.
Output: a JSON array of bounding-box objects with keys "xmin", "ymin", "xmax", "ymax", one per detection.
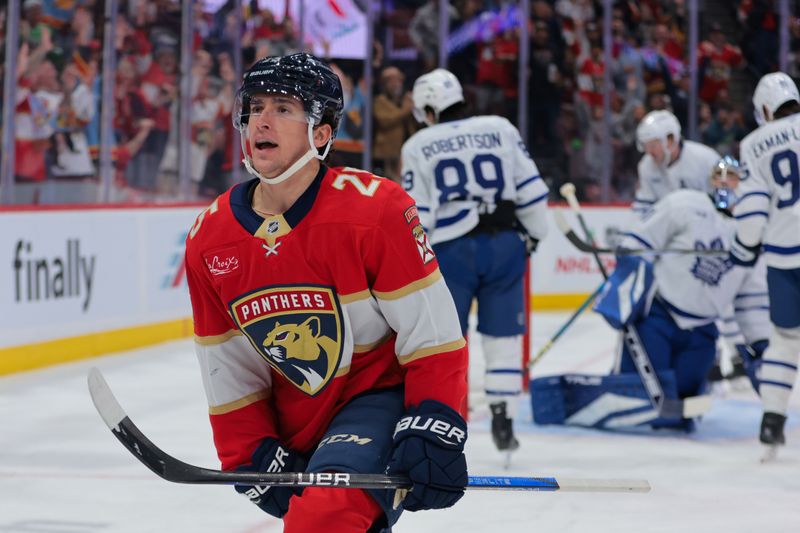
[
  {"xmin": 752, "ymin": 72, "xmax": 800, "ymax": 125},
  {"xmin": 412, "ymin": 68, "xmax": 465, "ymax": 125},
  {"xmin": 635, "ymin": 110, "xmax": 681, "ymax": 152}
]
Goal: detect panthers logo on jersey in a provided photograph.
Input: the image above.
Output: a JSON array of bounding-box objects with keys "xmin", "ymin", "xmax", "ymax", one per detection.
[{"xmin": 229, "ymin": 286, "xmax": 344, "ymax": 396}]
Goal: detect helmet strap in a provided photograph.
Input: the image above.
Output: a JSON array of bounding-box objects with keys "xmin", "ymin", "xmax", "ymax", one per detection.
[{"xmin": 242, "ymin": 119, "xmax": 332, "ymax": 186}]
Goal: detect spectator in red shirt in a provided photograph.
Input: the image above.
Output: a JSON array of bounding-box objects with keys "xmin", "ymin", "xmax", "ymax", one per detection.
[
  {"xmin": 475, "ymin": 27, "xmax": 519, "ymax": 117},
  {"xmin": 698, "ymin": 22, "xmax": 744, "ymax": 104}
]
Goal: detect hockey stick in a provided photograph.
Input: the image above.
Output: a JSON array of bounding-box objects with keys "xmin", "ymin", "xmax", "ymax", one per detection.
[
  {"xmin": 558, "ymin": 184, "xmax": 711, "ymax": 419},
  {"xmin": 553, "ymin": 210, "xmax": 726, "ymax": 257},
  {"xmin": 528, "ymin": 281, "xmax": 606, "ymax": 369},
  {"xmin": 87, "ymin": 368, "xmax": 650, "ymax": 493}
]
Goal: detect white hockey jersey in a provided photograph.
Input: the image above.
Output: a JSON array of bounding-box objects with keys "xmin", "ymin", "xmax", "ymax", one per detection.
[
  {"xmin": 621, "ymin": 189, "xmax": 770, "ymax": 341},
  {"xmin": 633, "ymin": 140, "xmax": 720, "ymax": 217},
  {"xmin": 401, "ymin": 115, "xmax": 549, "ymax": 245},
  {"xmin": 734, "ymin": 112, "xmax": 800, "ymax": 269}
]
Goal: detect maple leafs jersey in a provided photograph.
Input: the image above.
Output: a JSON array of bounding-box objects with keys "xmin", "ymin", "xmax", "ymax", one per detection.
[
  {"xmin": 634, "ymin": 140, "xmax": 720, "ymax": 218},
  {"xmin": 735, "ymin": 112, "xmax": 800, "ymax": 269},
  {"xmin": 400, "ymin": 115, "xmax": 549, "ymax": 244},
  {"xmin": 185, "ymin": 165, "xmax": 467, "ymax": 470},
  {"xmin": 620, "ymin": 189, "xmax": 770, "ymax": 341}
]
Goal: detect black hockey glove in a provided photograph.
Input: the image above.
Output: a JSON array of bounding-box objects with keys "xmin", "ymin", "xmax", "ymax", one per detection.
[
  {"xmin": 234, "ymin": 438, "xmax": 307, "ymax": 518},
  {"xmin": 729, "ymin": 236, "xmax": 760, "ymax": 267},
  {"xmin": 736, "ymin": 339, "xmax": 769, "ymax": 393},
  {"xmin": 386, "ymin": 400, "xmax": 468, "ymax": 511}
]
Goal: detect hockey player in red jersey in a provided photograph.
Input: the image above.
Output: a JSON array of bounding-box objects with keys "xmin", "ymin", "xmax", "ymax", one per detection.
[{"xmin": 184, "ymin": 53, "xmax": 469, "ymax": 532}]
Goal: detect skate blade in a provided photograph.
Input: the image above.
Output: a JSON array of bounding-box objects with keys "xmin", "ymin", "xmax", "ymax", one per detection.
[
  {"xmin": 760, "ymin": 444, "xmax": 780, "ymax": 463},
  {"xmin": 502, "ymin": 450, "xmax": 513, "ymax": 470}
]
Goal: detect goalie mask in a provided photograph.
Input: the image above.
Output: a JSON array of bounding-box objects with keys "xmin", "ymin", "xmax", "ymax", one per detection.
[
  {"xmin": 233, "ymin": 53, "xmax": 344, "ymax": 185},
  {"xmin": 710, "ymin": 155, "xmax": 741, "ymax": 212}
]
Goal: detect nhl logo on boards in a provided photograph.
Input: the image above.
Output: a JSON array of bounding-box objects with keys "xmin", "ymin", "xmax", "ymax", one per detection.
[
  {"xmin": 229, "ymin": 286, "xmax": 344, "ymax": 396},
  {"xmin": 412, "ymin": 224, "xmax": 435, "ymax": 264}
]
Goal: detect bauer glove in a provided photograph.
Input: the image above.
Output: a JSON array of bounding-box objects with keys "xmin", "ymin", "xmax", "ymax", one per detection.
[
  {"xmin": 386, "ymin": 400, "xmax": 468, "ymax": 511},
  {"xmin": 234, "ymin": 438, "xmax": 307, "ymax": 518}
]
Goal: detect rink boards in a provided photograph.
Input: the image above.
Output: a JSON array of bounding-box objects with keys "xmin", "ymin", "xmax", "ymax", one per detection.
[{"xmin": 0, "ymin": 203, "xmax": 630, "ymax": 374}]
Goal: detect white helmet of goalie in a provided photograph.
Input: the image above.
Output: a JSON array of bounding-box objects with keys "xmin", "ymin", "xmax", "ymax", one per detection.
[
  {"xmin": 635, "ymin": 110, "xmax": 681, "ymax": 152},
  {"xmin": 412, "ymin": 68, "xmax": 465, "ymax": 126},
  {"xmin": 752, "ymin": 72, "xmax": 800, "ymax": 125}
]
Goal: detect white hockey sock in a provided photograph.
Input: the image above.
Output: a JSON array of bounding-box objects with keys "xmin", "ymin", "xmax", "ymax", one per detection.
[
  {"xmin": 482, "ymin": 334, "xmax": 523, "ymax": 419},
  {"xmin": 761, "ymin": 326, "xmax": 800, "ymax": 415}
]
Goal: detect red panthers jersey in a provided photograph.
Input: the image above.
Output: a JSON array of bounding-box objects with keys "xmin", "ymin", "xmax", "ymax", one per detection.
[{"xmin": 185, "ymin": 165, "xmax": 468, "ymax": 470}]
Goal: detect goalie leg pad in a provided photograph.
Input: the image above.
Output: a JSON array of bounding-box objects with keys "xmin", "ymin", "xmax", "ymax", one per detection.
[
  {"xmin": 620, "ymin": 300, "xmax": 717, "ymax": 398},
  {"xmin": 530, "ymin": 372, "xmax": 679, "ymax": 429}
]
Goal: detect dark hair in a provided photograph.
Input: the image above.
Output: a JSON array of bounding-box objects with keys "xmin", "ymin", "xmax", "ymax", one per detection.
[{"xmin": 774, "ymin": 100, "xmax": 800, "ymax": 120}]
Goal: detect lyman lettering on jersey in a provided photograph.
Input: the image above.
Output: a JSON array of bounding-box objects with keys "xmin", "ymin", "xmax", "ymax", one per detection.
[{"xmin": 230, "ymin": 286, "xmax": 344, "ymax": 396}]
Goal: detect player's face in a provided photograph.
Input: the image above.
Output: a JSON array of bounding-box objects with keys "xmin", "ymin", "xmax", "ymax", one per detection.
[
  {"xmin": 246, "ymin": 94, "xmax": 312, "ymax": 178},
  {"xmin": 643, "ymin": 139, "xmax": 666, "ymax": 164},
  {"xmin": 711, "ymin": 169, "xmax": 740, "ymax": 191}
]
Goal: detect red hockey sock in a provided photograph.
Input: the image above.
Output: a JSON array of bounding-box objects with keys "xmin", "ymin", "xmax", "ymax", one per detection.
[{"xmin": 283, "ymin": 487, "xmax": 384, "ymax": 533}]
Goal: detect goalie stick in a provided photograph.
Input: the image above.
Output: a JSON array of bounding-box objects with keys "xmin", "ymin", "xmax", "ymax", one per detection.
[
  {"xmin": 558, "ymin": 184, "xmax": 712, "ymax": 420},
  {"xmin": 553, "ymin": 210, "xmax": 727, "ymax": 257},
  {"xmin": 87, "ymin": 368, "xmax": 650, "ymax": 493}
]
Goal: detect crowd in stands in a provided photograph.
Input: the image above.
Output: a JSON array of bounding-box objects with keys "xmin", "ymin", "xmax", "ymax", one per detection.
[{"xmin": 1, "ymin": 0, "xmax": 798, "ymax": 205}]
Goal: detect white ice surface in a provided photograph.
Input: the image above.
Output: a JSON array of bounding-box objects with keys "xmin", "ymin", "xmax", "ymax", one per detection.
[{"xmin": 1, "ymin": 311, "xmax": 799, "ymax": 532}]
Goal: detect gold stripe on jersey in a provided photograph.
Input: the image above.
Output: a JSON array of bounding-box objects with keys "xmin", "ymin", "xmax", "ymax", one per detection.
[
  {"xmin": 339, "ymin": 289, "xmax": 372, "ymax": 305},
  {"xmin": 257, "ymin": 214, "xmax": 291, "ymax": 247},
  {"xmin": 354, "ymin": 332, "xmax": 394, "ymax": 354},
  {"xmin": 194, "ymin": 329, "xmax": 243, "ymax": 346},
  {"xmin": 209, "ymin": 389, "xmax": 270, "ymax": 415},
  {"xmin": 372, "ymin": 269, "xmax": 443, "ymax": 301},
  {"xmin": 398, "ymin": 338, "xmax": 466, "ymax": 365}
]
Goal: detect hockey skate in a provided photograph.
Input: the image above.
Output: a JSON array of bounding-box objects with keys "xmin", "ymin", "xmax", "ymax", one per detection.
[
  {"xmin": 759, "ymin": 412, "xmax": 786, "ymax": 463},
  {"xmin": 490, "ymin": 401, "xmax": 520, "ymax": 452}
]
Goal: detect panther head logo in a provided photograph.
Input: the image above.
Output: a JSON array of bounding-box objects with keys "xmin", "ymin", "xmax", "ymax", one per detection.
[{"xmin": 262, "ymin": 316, "xmax": 340, "ymax": 395}]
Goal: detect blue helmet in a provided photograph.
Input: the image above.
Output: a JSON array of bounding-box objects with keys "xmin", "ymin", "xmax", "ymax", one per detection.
[
  {"xmin": 233, "ymin": 53, "xmax": 344, "ymax": 139},
  {"xmin": 710, "ymin": 155, "xmax": 741, "ymax": 211}
]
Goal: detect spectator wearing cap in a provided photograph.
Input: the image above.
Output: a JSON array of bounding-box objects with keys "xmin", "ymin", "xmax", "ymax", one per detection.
[
  {"xmin": 698, "ymin": 22, "xmax": 743, "ymax": 104},
  {"xmin": 372, "ymin": 66, "xmax": 417, "ymax": 185},
  {"xmin": 133, "ymin": 32, "xmax": 178, "ymax": 192}
]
